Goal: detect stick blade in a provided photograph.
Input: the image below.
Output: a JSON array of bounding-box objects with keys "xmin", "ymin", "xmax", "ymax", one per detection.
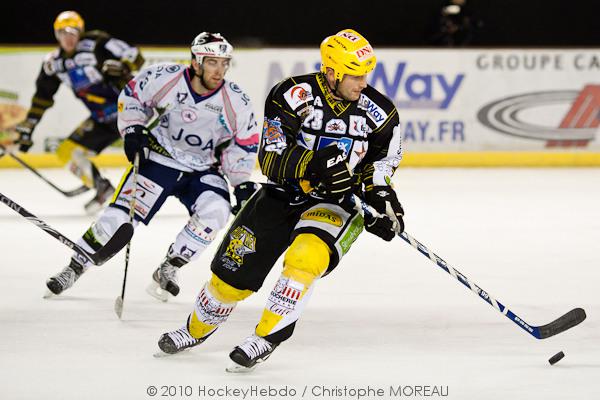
[
  {"xmin": 114, "ymin": 296, "xmax": 124, "ymax": 319},
  {"xmin": 63, "ymin": 185, "xmax": 90, "ymax": 197},
  {"xmin": 538, "ymin": 308, "xmax": 587, "ymax": 339},
  {"xmin": 91, "ymin": 223, "xmax": 134, "ymax": 265}
]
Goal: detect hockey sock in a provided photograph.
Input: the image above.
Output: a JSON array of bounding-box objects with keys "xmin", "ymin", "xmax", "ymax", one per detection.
[
  {"xmin": 255, "ymin": 234, "xmax": 330, "ymax": 338},
  {"xmin": 188, "ymin": 274, "xmax": 252, "ymax": 339}
]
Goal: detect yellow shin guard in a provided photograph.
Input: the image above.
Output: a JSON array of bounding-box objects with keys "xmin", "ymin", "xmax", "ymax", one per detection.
[
  {"xmin": 56, "ymin": 139, "xmax": 95, "ymax": 187},
  {"xmin": 188, "ymin": 274, "xmax": 252, "ymax": 339},
  {"xmin": 256, "ymin": 234, "xmax": 331, "ymax": 337}
]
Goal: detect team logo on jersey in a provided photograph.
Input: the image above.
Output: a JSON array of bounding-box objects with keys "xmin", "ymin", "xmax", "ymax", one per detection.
[
  {"xmin": 77, "ymin": 39, "xmax": 96, "ymax": 52},
  {"xmin": 166, "ymin": 65, "xmax": 181, "ymax": 73},
  {"xmin": 263, "ymin": 117, "xmax": 287, "ymax": 153},
  {"xmin": 317, "ymin": 136, "xmax": 353, "ymax": 157},
  {"xmin": 358, "ymin": 94, "xmax": 387, "ymax": 126},
  {"xmin": 223, "ymin": 226, "xmax": 256, "ymax": 268},
  {"xmin": 117, "ymin": 101, "xmax": 124, "ymax": 113},
  {"xmin": 229, "ymin": 82, "xmax": 242, "ymax": 93},
  {"xmin": 283, "ymin": 83, "xmax": 314, "ymax": 111},
  {"xmin": 181, "ymin": 109, "xmax": 197, "ymax": 122},
  {"xmin": 349, "ymin": 115, "xmax": 369, "ymax": 138},
  {"xmin": 300, "ymin": 208, "xmax": 343, "ymax": 227},
  {"xmin": 325, "ymin": 119, "xmax": 347, "ymax": 134}
]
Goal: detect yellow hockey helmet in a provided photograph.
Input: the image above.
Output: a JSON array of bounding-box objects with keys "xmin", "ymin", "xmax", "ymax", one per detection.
[
  {"xmin": 53, "ymin": 11, "xmax": 85, "ymax": 35},
  {"xmin": 320, "ymin": 29, "xmax": 377, "ymax": 81}
]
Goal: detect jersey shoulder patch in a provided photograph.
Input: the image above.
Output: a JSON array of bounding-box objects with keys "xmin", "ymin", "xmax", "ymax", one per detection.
[
  {"xmin": 42, "ymin": 50, "xmax": 60, "ymax": 75},
  {"xmin": 224, "ymin": 80, "xmax": 252, "ymax": 109},
  {"xmin": 282, "ymin": 81, "xmax": 314, "ymax": 111}
]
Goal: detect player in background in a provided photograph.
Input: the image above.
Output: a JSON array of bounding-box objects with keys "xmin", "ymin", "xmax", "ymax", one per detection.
[
  {"xmin": 12, "ymin": 11, "xmax": 144, "ymax": 213},
  {"xmin": 44, "ymin": 32, "xmax": 259, "ymax": 300},
  {"xmin": 156, "ymin": 29, "xmax": 405, "ymax": 372}
]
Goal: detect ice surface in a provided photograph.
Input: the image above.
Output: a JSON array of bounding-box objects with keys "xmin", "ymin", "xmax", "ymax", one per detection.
[{"xmin": 1, "ymin": 167, "xmax": 599, "ymax": 399}]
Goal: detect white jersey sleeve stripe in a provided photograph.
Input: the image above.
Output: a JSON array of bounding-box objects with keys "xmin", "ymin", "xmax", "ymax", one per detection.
[
  {"xmin": 221, "ymin": 88, "xmax": 238, "ymax": 135},
  {"xmin": 151, "ymin": 71, "xmax": 183, "ymax": 107}
]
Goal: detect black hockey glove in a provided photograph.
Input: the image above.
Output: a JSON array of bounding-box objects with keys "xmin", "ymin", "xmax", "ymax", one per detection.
[
  {"xmin": 232, "ymin": 181, "xmax": 259, "ymax": 215},
  {"xmin": 14, "ymin": 120, "xmax": 36, "ymax": 152},
  {"xmin": 101, "ymin": 59, "xmax": 130, "ymax": 78},
  {"xmin": 364, "ymin": 213, "xmax": 396, "ymax": 241},
  {"xmin": 305, "ymin": 145, "xmax": 353, "ymax": 197},
  {"xmin": 364, "ymin": 186, "xmax": 405, "ymax": 241},
  {"xmin": 123, "ymin": 125, "xmax": 150, "ymax": 164}
]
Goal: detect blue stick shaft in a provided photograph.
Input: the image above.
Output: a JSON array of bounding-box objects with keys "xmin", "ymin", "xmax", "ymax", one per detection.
[{"xmin": 353, "ymin": 194, "xmax": 541, "ymax": 339}]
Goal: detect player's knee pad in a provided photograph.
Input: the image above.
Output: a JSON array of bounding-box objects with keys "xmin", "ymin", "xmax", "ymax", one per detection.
[
  {"xmin": 171, "ymin": 212, "xmax": 222, "ymax": 263},
  {"xmin": 56, "ymin": 139, "xmax": 89, "ymax": 164},
  {"xmin": 57, "ymin": 140, "xmax": 95, "ymax": 186},
  {"xmin": 56, "ymin": 139, "xmax": 77, "ymax": 165},
  {"xmin": 283, "ymin": 233, "xmax": 330, "ymax": 286},
  {"xmin": 208, "ymin": 273, "xmax": 252, "ymax": 303},
  {"xmin": 188, "ymin": 274, "xmax": 252, "ymax": 339}
]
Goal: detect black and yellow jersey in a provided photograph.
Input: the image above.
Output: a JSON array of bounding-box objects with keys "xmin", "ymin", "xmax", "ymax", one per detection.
[
  {"xmin": 25, "ymin": 30, "xmax": 144, "ymax": 126},
  {"xmin": 259, "ymin": 72, "xmax": 403, "ymax": 195}
]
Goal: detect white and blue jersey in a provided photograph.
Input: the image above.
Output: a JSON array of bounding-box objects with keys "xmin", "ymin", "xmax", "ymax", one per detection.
[{"xmin": 118, "ymin": 63, "xmax": 259, "ymax": 186}]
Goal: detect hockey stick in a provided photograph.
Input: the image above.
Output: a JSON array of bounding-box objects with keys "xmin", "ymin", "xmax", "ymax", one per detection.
[
  {"xmin": 0, "ymin": 144, "xmax": 89, "ymax": 197},
  {"xmin": 352, "ymin": 195, "xmax": 586, "ymax": 340},
  {"xmin": 114, "ymin": 153, "xmax": 139, "ymax": 319},
  {"xmin": 0, "ymin": 192, "xmax": 133, "ymax": 265}
]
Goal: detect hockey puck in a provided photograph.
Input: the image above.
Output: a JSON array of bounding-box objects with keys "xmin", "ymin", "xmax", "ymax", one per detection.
[{"xmin": 548, "ymin": 351, "xmax": 565, "ymax": 365}]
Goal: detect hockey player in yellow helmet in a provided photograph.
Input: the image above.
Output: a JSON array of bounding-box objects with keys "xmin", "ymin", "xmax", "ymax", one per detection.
[
  {"xmin": 53, "ymin": 11, "xmax": 85, "ymax": 53},
  {"xmin": 12, "ymin": 10, "xmax": 144, "ymax": 213},
  {"xmin": 319, "ymin": 28, "xmax": 377, "ymax": 101},
  {"xmin": 157, "ymin": 28, "xmax": 405, "ymax": 373}
]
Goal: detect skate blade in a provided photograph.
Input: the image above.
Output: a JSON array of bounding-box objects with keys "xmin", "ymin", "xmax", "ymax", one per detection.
[
  {"xmin": 225, "ymin": 361, "xmax": 256, "ymax": 373},
  {"xmin": 153, "ymin": 347, "xmax": 192, "ymax": 358},
  {"xmin": 146, "ymin": 282, "xmax": 169, "ymax": 302}
]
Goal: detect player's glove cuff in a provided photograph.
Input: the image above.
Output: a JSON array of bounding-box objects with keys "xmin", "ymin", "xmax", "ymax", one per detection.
[{"xmin": 123, "ymin": 125, "xmax": 150, "ymax": 164}]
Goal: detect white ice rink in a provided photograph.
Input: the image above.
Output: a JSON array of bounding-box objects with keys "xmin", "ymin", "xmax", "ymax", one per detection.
[{"xmin": 1, "ymin": 167, "xmax": 598, "ymax": 400}]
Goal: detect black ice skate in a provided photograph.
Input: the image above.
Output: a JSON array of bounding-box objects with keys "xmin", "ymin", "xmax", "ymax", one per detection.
[
  {"xmin": 146, "ymin": 256, "xmax": 185, "ymax": 301},
  {"xmin": 45, "ymin": 259, "xmax": 86, "ymax": 296},
  {"xmin": 155, "ymin": 325, "xmax": 215, "ymax": 357},
  {"xmin": 84, "ymin": 178, "xmax": 115, "ymax": 215},
  {"xmin": 226, "ymin": 334, "xmax": 279, "ymax": 373}
]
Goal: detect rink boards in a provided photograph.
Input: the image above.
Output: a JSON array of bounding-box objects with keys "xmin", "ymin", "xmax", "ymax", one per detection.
[{"xmin": 1, "ymin": 46, "xmax": 599, "ymax": 166}]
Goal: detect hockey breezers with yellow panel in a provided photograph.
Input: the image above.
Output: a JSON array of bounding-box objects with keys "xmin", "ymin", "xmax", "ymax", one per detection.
[
  {"xmin": 0, "ymin": 144, "xmax": 89, "ymax": 197},
  {"xmin": 0, "ymin": 192, "xmax": 133, "ymax": 266},
  {"xmin": 352, "ymin": 194, "xmax": 586, "ymax": 340}
]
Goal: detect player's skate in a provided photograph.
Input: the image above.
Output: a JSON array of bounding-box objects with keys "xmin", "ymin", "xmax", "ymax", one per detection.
[
  {"xmin": 146, "ymin": 257, "xmax": 182, "ymax": 301},
  {"xmin": 84, "ymin": 178, "xmax": 115, "ymax": 214},
  {"xmin": 45, "ymin": 259, "xmax": 86, "ymax": 297},
  {"xmin": 154, "ymin": 324, "xmax": 215, "ymax": 357},
  {"xmin": 226, "ymin": 334, "xmax": 279, "ymax": 373}
]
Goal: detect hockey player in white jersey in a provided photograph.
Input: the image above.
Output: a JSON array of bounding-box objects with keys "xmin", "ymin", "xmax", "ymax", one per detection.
[{"xmin": 45, "ymin": 32, "xmax": 260, "ymax": 299}]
